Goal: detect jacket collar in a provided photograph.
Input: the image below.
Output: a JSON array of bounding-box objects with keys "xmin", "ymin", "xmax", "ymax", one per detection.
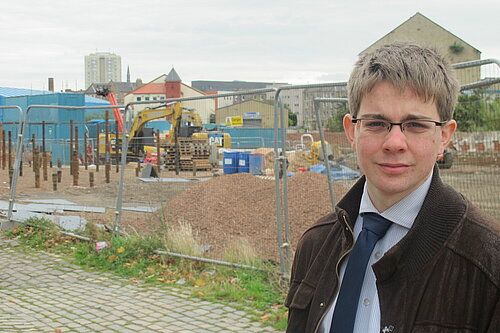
[
  {"xmin": 373, "ymin": 165, "xmax": 467, "ymax": 281},
  {"xmin": 336, "ymin": 175, "xmax": 365, "ymax": 229},
  {"xmin": 302, "ymin": 165, "xmax": 467, "ymax": 283}
]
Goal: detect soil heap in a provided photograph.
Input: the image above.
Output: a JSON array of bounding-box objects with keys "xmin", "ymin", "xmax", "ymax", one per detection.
[{"xmin": 163, "ymin": 171, "xmax": 352, "ymax": 261}]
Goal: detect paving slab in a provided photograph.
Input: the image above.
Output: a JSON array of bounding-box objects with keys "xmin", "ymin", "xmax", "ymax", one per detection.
[{"xmin": 0, "ymin": 236, "xmax": 284, "ymax": 332}]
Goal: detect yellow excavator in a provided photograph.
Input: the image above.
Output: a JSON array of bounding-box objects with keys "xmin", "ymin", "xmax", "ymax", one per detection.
[
  {"xmin": 298, "ymin": 134, "xmax": 342, "ymax": 165},
  {"xmin": 98, "ymin": 102, "xmax": 230, "ymax": 162}
]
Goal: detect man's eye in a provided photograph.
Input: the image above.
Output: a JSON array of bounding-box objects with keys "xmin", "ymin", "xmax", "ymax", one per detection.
[
  {"xmin": 406, "ymin": 121, "xmax": 430, "ymax": 129},
  {"xmin": 365, "ymin": 121, "xmax": 386, "ymax": 128}
]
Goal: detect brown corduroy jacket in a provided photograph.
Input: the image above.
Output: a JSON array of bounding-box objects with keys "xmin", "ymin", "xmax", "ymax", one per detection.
[{"xmin": 285, "ymin": 167, "xmax": 500, "ymax": 333}]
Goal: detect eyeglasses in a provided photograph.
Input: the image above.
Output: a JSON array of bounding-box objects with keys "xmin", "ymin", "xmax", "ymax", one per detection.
[{"xmin": 352, "ymin": 118, "xmax": 446, "ymax": 138}]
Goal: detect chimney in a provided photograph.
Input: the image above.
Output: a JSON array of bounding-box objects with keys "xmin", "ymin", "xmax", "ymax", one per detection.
[{"xmin": 48, "ymin": 78, "xmax": 54, "ymax": 92}]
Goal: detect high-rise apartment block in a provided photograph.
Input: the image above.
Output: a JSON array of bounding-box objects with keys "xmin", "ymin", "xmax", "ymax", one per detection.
[{"xmin": 84, "ymin": 52, "xmax": 122, "ymax": 89}]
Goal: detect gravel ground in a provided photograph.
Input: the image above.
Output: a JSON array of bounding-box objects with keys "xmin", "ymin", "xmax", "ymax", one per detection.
[
  {"xmin": 162, "ymin": 172, "xmax": 351, "ymax": 262},
  {"xmin": 1, "ymin": 156, "xmax": 498, "ymax": 263}
]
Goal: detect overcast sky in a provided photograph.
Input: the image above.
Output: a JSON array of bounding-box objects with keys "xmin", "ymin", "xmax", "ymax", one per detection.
[{"xmin": 1, "ymin": 0, "xmax": 499, "ymax": 91}]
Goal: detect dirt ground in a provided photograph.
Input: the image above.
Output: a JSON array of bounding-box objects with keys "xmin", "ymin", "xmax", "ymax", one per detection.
[
  {"xmin": 0, "ymin": 164, "xmax": 207, "ymax": 233},
  {"xmin": 1, "ymin": 154, "xmax": 498, "ymax": 262},
  {"xmin": 0, "ymin": 162, "xmax": 349, "ymax": 262}
]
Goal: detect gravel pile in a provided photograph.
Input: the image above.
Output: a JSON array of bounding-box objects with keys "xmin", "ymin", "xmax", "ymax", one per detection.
[{"xmin": 163, "ymin": 171, "xmax": 351, "ymax": 261}]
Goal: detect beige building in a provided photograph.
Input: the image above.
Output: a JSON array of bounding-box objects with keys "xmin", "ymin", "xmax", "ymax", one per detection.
[
  {"xmin": 85, "ymin": 52, "xmax": 122, "ymax": 89},
  {"xmin": 361, "ymin": 12, "xmax": 481, "ymax": 85},
  {"xmin": 216, "ymin": 100, "xmax": 286, "ymax": 128}
]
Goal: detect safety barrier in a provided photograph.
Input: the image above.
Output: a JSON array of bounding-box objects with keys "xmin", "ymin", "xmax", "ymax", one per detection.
[{"xmin": 1, "ymin": 58, "xmax": 499, "ymax": 275}]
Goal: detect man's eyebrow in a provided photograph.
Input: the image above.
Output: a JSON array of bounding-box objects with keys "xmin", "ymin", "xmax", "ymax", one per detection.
[
  {"xmin": 356, "ymin": 113, "xmax": 388, "ymax": 120},
  {"xmin": 357, "ymin": 113, "xmax": 435, "ymax": 121},
  {"xmin": 401, "ymin": 114, "xmax": 435, "ymax": 121}
]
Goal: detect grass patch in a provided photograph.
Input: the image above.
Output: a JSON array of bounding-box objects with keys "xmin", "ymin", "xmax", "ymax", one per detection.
[
  {"xmin": 223, "ymin": 237, "xmax": 260, "ymax": 265},
  {"xmin": 163, "ymin": 220, "xmax": 201, "ymax": 256},
  {"xmin": 3, "ymin": 218, "xmax": 289, "ymax": 330}
]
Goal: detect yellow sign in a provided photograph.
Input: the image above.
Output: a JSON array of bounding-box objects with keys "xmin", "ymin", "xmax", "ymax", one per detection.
[{"xmin": 226, "ymin": 116, "xmax": 243, "ymax": 126}]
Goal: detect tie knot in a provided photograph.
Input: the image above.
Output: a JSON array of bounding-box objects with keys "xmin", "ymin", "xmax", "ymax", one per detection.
[{"xmin": 361, "ymin": 213, "xmax": 392, "ymax": 238}]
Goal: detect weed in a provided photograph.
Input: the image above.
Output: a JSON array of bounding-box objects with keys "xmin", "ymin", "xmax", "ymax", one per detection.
[
  {"xmin": 82, "ymin": 220, "xmax": 112, "ymax": 241},
  {"xmin": 163, "ymin": 220, "xmax": 201, "ymax": 256},
  {"xmin": 3, "ymin": 217, "xmax": 288, "ymax": 330},
  {"xmin": 223, "ymin": 237, "xmax": 259, "ymax": 265},
  {"xmin": 5, "ymin": 217, "xmax": 81, "ymax": 253}
]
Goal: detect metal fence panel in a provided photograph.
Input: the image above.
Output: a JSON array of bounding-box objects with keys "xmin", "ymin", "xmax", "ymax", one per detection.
[{"xmin": 1, "ymin": 60, "xmax": 498, "ymax": 273}]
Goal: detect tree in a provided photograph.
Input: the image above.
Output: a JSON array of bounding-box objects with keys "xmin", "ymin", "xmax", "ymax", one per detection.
[
  {"xmin": 288, "ymin": 111, "xmax": 297, "ymax": 127},
  {"xmin": 325, "ymin": 103, "xmax": 349, "ymax": 132},
  {"xmin": 454, "ymin": 91, "xmax": 500, "ymax": 132},
  {"xmin": 85, "ymin": 112, "xmax": 106, "ymax": 121}
]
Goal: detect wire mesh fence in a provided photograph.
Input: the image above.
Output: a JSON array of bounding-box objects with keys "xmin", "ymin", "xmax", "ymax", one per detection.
[
  {"xmin": 441, "ymin": 61, "xmax": 500, "ymax": 220},
  {"xmin": 1, "ymin": 58, "xmax": 498, "ymax": 274}
]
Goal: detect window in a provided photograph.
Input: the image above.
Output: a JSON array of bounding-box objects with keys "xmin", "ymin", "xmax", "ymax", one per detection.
[
  {"xmin": 137, "ymin": 97, "xmax": 142, "ymax": 101},
  {"xmin": 145, "ymin": 97, "xmax": 150, "ymax": 101}
]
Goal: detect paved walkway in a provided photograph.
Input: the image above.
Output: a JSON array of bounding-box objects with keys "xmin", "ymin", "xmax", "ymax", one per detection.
[{"xmin": 0, "ymin": 237, "xmax": 284, "ymax": 332}]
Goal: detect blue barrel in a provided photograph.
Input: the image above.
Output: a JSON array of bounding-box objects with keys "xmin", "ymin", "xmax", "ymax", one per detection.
[
  {"xmin": 238, "ymin": 152, "xmax": 251, "ymax": 173},
  {"xmin": 249, "ymin": 154, "xmax": 264, "ymax": 175},
  {"xmin": 223, "ymin": 152, "xmax": 239, "ymax": 174}
]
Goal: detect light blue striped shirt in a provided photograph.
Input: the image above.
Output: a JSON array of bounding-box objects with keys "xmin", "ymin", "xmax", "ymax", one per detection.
[{"xmin": 319, "ymin": 171, "xmax": 433, "ymax": 333}]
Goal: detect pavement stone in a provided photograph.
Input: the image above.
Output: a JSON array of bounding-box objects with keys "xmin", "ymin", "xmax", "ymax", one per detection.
[{"xmin": 0, "ymin": 236, "xmax": 284, "ymax": 332}]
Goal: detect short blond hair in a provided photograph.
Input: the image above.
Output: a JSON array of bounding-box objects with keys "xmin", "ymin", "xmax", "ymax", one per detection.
[{"xmin": 348, "ymin": 42, "xmax": 459, "ymax": 121}]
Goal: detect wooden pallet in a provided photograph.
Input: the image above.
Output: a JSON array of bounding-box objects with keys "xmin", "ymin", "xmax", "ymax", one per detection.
[{"xmin": 161, "ymin": 138, "xmax": 211, "ymax": 171}]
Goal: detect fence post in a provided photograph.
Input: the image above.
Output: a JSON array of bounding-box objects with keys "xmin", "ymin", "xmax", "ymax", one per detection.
[
  {"xmin": 96, "ymin": 123, "xmax": 100, "ymax": 172},
  {"xmin": 70, "ymin": 120, "xmax": 73, "ymax": 175}
]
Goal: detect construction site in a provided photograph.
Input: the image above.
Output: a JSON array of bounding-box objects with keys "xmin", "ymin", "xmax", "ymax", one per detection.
[
  {"xmin": 0, "ymin": 70, "xmax": 499, "ymax": 273},
  {"xmin": 0, "ymin": 57, "xmax": 498, "ymax": 272}
]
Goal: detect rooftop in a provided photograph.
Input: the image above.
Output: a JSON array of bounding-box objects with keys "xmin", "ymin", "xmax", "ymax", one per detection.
[{"xmin": 0, "ymin": 87, "xmax": 109, "ymax": 105}]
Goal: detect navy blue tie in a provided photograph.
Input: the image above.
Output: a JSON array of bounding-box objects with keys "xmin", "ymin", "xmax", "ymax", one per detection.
[{"xmin": 330, "ymin": 213, "xmax": 392, "ymax": 333}]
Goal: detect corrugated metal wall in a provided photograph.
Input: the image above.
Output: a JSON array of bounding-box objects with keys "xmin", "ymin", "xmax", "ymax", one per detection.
[
  {"xmin": 1, "ymin": 93, "xmax": 87, "ymax": 164},
  {"xmin": 223, "ymin": 128, "xmax": 281, "ymax": 148}
]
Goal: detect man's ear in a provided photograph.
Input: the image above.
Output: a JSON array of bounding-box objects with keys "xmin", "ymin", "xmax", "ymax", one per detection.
[
  {"xmin": 343, "ymin": 114, "xmax": 356, "ymax": 150},
  {"xmin": 440, "ymin": 119, "xmax": 457, "ymax": 153}
]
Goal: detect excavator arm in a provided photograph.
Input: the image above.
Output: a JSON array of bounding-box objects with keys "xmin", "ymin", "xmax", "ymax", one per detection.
[
  {"xmin": 129, "ymin": 103, "xmax": 180, "ymax": 138},
  {"xmin": 95, "ymin": 86, "xmax": 124, "ymax": 133}
]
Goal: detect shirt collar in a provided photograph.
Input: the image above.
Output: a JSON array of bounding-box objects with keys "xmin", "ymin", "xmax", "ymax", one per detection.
[{"xmin": 359, "ymin": 170, "xmax": 434, "ymax": 230}]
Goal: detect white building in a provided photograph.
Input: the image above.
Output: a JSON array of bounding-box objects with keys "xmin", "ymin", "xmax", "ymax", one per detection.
[{"xmin": 84, "ymin": 52, "xmax": 122, "ymax": 89}]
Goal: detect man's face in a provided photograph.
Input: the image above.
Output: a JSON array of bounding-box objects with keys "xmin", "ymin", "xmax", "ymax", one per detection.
[{"xmin": 344, "ymin": 81, "xmax": 456, "ymax": 211}]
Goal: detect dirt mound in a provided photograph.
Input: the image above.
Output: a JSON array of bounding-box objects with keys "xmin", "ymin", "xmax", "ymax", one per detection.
[{"xmin": 162, "ymin": 172, "xmax": 351, "ymax": 261}]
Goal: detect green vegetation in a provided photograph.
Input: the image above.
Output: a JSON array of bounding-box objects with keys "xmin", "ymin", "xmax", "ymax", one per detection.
[
  {"xmin": 454, "ymin": 92, "xmax": 500, "ymax": 131},
  {"xmin": 288, "ymin": 111, "xmax": 297, "ymax": 127},
  {"xmin": 4, "ymin": 218, "xmax": 289, "ymax": 330},
  {"xmin": 449, "ymin": 42, "xmax": 464, "ymax": 54},
  {"xmin": 85, "ymin": 112, "xmax": 107, "ymax": 121},
  {"xmin": 326, "ymin": 103, "xmax": 349, "ymax": 132}
]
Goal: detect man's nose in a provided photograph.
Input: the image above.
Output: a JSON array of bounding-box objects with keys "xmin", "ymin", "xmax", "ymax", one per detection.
[{"xmin": 382, "ymin": 124, "xmax": 407, "ymax": 150}]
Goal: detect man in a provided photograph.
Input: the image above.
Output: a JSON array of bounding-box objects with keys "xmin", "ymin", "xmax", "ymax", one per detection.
[{"xmin": 285, "ymin": 42, "xmax": 499, "ymax": 333}]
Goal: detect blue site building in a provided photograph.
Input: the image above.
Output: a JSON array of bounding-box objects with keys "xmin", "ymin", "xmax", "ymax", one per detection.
[
  {"xmin": 1, "ymin": 87, "xmax": 282, "ymax": 166},
  {"xmin": 0, "ymin": 87, "xmax": 109, "ymax": 165}
]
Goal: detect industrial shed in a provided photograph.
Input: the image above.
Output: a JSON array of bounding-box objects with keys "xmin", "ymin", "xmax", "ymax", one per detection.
[
  {"xmin": 0, "ymin": 88, "xmax": 109, "ymax": 164},
  {"xmin": 215, "ymin": 99, "xmax": 287, "ymax": 129}
]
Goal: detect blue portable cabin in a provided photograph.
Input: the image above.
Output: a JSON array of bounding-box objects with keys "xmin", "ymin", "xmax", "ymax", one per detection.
[
  {"xmin": 222, "ymin": 127, "xmax": 280, "ymax": 148},
  {"xmin": 0, "ymin": 88, "xmax": 109, "ymax": 165},
  {"xmin": 86, "ymin": 119, "xmax": 117, "ymax": 139}
]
